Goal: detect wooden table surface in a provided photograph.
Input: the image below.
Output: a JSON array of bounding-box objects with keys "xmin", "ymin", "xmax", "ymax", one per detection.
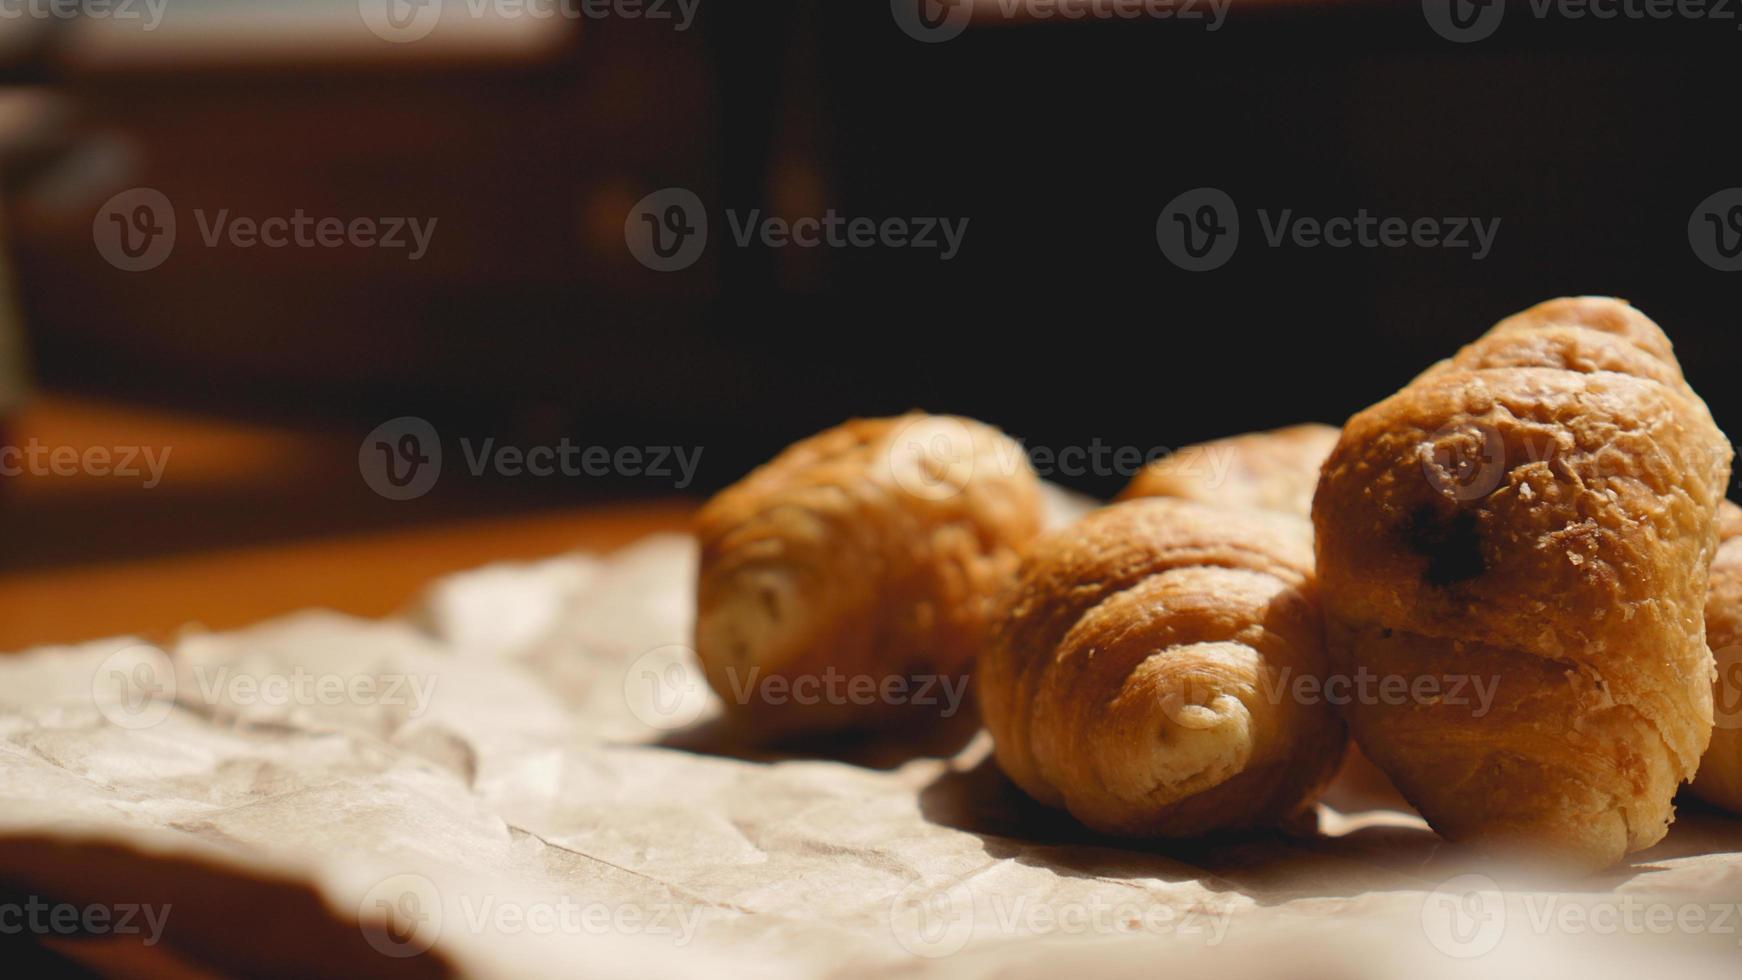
[
  {"xmin": 0, "ymin": 395, "xmax": 695, "ymax": 651},
  {"xmin": 0, "ymin": 501, "xmax": 692, "ymax": 651}
]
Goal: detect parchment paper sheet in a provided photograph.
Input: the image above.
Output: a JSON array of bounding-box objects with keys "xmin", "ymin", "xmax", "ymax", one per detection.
[{"xmin": 5, "ymin": 502, "xmax": 1742, "ymax": 977}]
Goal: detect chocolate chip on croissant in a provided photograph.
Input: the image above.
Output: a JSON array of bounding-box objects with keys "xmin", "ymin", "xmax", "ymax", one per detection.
[
  {"xmin": 1313, "ymin": 296, "xmax": 1733, "ymax": 870},
  {"xmin": 694, "ymin": 413, "xmax": 1043, "ymax": 737},
  {"xmin": 1120, "ymin": 423, "xmax": 1340, "ymax": 518},
  {"xmin": 978, "ymin": 497, "xmax": 1346, "ymax": 837}
]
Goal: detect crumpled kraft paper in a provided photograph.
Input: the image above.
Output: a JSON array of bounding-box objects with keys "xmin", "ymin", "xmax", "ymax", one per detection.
[{"xmin": 5, "ymin": 496, "xmax": 1742, "ymax": 977}]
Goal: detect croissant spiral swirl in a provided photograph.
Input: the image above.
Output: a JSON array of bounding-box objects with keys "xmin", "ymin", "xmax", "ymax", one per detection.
[{"xmin": 979, "ymin": 497, "xmax": 1346, "ymax": 837}]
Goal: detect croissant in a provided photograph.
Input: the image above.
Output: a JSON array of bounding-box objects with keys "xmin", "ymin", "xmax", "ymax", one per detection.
[
  {"xmin": 1691, "ymin": 501, "xmax": 1742, "ymax": 813},
  {"xmin": 694, "ymin": 413, "xmax": 1043, "ymax": 737},
  {"xmin": 978, "ymin": 497, "xmax": 1346, "ymax": 836},
  {"xmin": 1313, "ymin": 296, "xmax": 1732, "ymax": 870},
  {"xmin": 1119, "ymin": 423, "xmax": 1340, "ymax": 517}
]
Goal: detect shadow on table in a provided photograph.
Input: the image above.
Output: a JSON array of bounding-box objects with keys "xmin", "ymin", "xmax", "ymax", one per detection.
[
  {"xmin": 652, "ymin": 706, "xmax": 983, "ymax": 771},
  {"xmin": 650, "ymin": 698, "xmax": 1742, "ymax": 898}
]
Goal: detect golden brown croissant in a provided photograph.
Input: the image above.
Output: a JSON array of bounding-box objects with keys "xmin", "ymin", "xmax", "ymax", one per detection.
[
  {"xmin": 694, "ymin": 413, "xmax": 1043, "ymax": 737},
  {"xmin": 1313, "ymin": 296, "xmax": 1732, "ymax": 870},
  {"xmin": 978, "ymin": 497, "xmax": 1346, "ymax": 837},
  {"xmin": 1119, "ymin": 423, "xmax": 1340, "ymax": 518},
  {"xmin": 1691, "ymin": 501, "xmax": 1742, "ymax": 813}
]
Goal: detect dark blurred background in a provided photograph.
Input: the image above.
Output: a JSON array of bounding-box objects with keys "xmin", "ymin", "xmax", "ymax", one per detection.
[{"xmin": 1, "ymin": 0, "xmax": 1738, "ymax": 579}]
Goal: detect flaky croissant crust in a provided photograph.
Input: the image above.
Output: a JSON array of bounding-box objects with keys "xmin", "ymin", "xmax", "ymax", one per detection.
[
  {"xmin": 979, "ymin": 497, "xmax": 1346, "ymax": 837},
  {"xmin": 694, "ymin": 413, "xmax": 1043, "ymax": 736},
  {"xmin": 1692, "ymin": 501, "xmax": 1742, "ymax": 813},
  {"xmin": 1313, "ymin": 296, "xmax": 1731, "ymax": 869},
  {"xmin": 1120, "ymin": 423, "xmax": 1340, "ymax": 518}
]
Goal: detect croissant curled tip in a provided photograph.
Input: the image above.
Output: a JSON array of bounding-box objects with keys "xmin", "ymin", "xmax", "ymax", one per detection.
[{"xmin": 694, "ymin": 412, "xmax": 1043, "ymax": 739}]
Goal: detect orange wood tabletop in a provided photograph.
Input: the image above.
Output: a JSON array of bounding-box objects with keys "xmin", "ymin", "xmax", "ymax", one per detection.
[
  {"xmin": 0, "ymin": 395, "xmax": 696, "ymax": 651},
  {"xmin": 0, "ymin": 500, "xmax": 693, "ymax": 651}
]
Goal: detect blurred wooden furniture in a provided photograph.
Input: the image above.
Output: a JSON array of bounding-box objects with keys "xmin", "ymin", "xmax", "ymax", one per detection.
[{"xmin": 0, "ymin": 394, "xmax": 692, "ymax": 651}]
